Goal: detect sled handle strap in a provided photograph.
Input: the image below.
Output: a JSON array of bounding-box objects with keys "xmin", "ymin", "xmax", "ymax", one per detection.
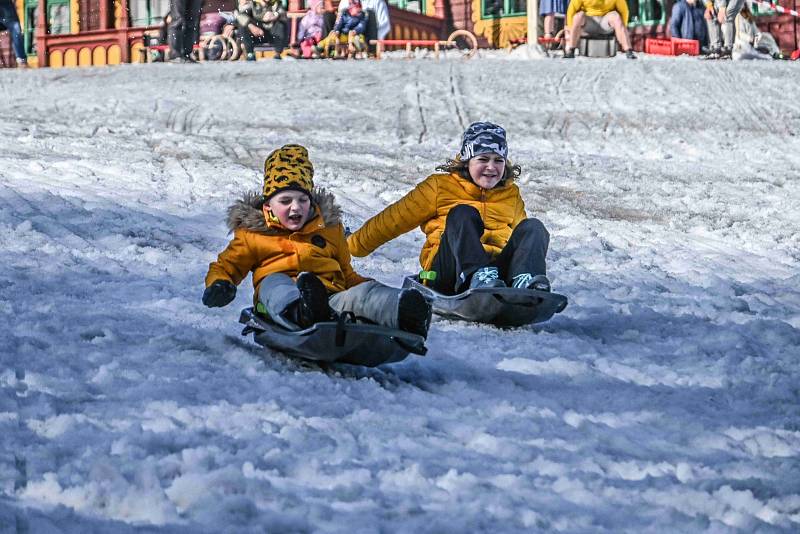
[{"xmin": 335, "ymin": 311, "xmax": 356, "ymax": 347}]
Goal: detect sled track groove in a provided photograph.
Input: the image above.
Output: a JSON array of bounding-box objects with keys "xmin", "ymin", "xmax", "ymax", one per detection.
[
  {"xmin": 553, "ymin": 72, "xmax": 572, "ymax": 142},
  {"xmin": 164, "ymin": 103, "xmax": 213, "ymax": 135},
  {"xmin": 414, "ymin": 65, "xmax": 428, "ymax": 144},
  {"xmin": 395, "ymin": 73, "xmax": 411, "ymax": 145},
  {"xmin": 589, "ymin": 68, "xmax": 612, "ymax": 141},
  {"xmin": 711, "ymin": 64, "xmax": 792, "ymax": 172},
  {"xmin": 448, "ymin": 63, "xmax": 467, "ymax": 131},
  {"xmin": 0, "ymin": 184, "xmax": 97, "ymax": 251}
]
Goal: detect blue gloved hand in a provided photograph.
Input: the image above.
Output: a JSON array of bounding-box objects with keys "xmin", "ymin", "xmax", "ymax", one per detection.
[{"xmin": 202, "ymin": 280, "xmax": 236, "ymax": 308}]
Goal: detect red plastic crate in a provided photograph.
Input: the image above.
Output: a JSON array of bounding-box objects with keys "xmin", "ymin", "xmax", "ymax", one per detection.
[
  {"xmin": 645, "ymin": 37, "xmax": 673, "ymax": 56},
  {"xmin": 671, "ymin": 38, "xmax": 699, "ymax": 56}
]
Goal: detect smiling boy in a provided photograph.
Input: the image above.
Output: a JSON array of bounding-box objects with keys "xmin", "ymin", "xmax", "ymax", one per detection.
[{"xmin": 203, "ymin": 144, "xmax": 431, "ymax": 337}]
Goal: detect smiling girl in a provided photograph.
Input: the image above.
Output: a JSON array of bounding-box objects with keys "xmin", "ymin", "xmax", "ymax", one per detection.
[
  {"xmin": 347, "ymin": 122, "xmax": 552, "ymax": 295},
  {"xmin": 202, "ymin": 144, "xmax": 431, "ymax": 337}
]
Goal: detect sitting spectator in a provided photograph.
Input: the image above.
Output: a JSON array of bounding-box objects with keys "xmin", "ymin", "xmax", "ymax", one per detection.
[
  {"xmin": 337, "ymin": 0, "xmax": 390, "ymax": 39},
  {"xmin": 315, "ymin": 0, "xmax": 367, "ymax": 58},
  {"xmin": 733, "ymin": 3, "xmax": 783, "ymax": 59},
  {"xmin": 563, "ymin": 0, "xmax": 636, "ymax": 59},
  {"xmin": 0, "ymin": 0, "xmax": 28, "ymax": 67},
  {"xmin": 670, "ymin": 0, "xmax": 708, "ymax": 49},
  {"xmin": 292, "ymin": 0, "xmax": 325, "ymax": 58},
  {"xmin": 234, "ymin": 0, "xmax": 288, "ymax": 61}
]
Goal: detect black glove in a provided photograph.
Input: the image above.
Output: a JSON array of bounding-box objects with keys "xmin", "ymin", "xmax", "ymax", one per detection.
[{"xmin": 202, "ymin": 280, "xmax": 236, "ymax": 308}]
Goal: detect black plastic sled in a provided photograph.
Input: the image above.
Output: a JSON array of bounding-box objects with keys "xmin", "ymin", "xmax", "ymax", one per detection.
[
  {"xmin": 402, "ymin": 275, "xmax": 568, "ymax": 327},
  {"xmin": 239, "ymin": 308, "xmax": 427, "ymax": 367}
]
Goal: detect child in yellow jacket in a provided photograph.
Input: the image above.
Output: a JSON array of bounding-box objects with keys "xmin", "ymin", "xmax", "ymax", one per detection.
[
  {"xmin": 348, "ymin": 122, "xmax": 552, "ymax": 296},
  {"xmin": 203, "ymin": 144, "xmax": 431, "ymax": 337}
]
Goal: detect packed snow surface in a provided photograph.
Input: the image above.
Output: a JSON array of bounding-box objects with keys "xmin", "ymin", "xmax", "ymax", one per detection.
[{"xmin": 1, "ymin": 54, "xmax": 799, "ymax": 532}]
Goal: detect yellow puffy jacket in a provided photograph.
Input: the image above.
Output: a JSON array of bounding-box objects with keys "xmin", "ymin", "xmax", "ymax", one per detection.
[
  {"xmin": 347, "ymin": 171, "xmax": 527, "ymax": 271},
  {"xmin": 205, "ymin": 188, "xmax": 368, "ymax": 303},
  {"xmin": 567, "ymin": 0, "xmax": 629, "ymax": 26}
]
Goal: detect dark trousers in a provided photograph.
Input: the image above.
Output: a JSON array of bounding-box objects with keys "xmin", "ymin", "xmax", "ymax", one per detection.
[
  {"xmin": 238, "ymin": 20, "xmax": 287, "ymax": 55},
  {"xmin": 168, "ymin": 0, "xmax": 202, "ymax": 59},
  {"xmin": 321, "ymin": 11, "xmax": 337, "ymax": 37},
  {"xmin": 0, "ymin": 1, "xmax": 25, "ymax": 61},
  {"xmin": 429, "ymin": 204, "xmax": 549, "ymax": 295}
]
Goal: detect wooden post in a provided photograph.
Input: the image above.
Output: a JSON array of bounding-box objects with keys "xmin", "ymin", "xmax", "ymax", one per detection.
[
  {"xmin": 287, "ymin": 0, "xmax": 302, "ymax": 43},
  {"xmin": 99, "ymin": 0, "xmax": 109, "ymax": 30},
  {"xmin": 405, "ymin": 41, "xmax": 411, "ymax": 58},
  {"xmin": 434, "ymin": 0, "xmax": 445, "ymax": 19},
  {"xmin": 434, "ymin": 40, "xmax": 439, "ymax": 60},
  {"xmin": 118, "ymin": 0, "xmax": 128, "ymax": 27},
  {"xmin": 527, "ymin": 0, "xmax": 538, "ymax": 53},
  {"xmin": 36, "ymin": 0, "xmax": 47, "ymax": 67},
  {"xmin": 118, "ymin": 0, "xmax": 130, "ymax": 62}
]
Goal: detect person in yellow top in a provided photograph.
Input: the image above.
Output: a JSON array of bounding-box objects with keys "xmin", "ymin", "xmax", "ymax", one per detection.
[
  {"xmin": 348, "ymin": 122, "xmax": 552, "ymax": 296},
  {"xmin": 563, "ymin": 0, "xmax": 636, "ymax": 59},
  {"xmin": 203, "ymin": 144, "xmax": 431, "ymax": 337}
]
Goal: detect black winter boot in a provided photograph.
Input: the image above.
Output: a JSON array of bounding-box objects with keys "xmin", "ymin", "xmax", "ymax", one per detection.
[
  {"xmin": 397, "ymin": 289, "xmax": 432, "ymax": 339},
  {"xmin": 295, "ymin": 272, "xmax": 332, "ymax": 328}
]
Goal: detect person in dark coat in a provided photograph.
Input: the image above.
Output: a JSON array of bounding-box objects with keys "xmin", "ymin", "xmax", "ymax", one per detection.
[
  {"xmin": 670, "ymin": 0, "xmax": 708, "ymax": 48},
  {"xmin": 168, "ymin": 0, "xmax": 202, "ymax": 62}
]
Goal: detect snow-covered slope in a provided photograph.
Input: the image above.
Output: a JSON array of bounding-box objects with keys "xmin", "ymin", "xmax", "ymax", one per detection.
[{"xmin": 1, "ymin": 55, "xmax": 799, "ymax": 532}]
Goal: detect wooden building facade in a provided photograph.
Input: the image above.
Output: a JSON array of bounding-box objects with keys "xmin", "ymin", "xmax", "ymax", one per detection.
[
  {"xmin": 0, "ymin": 0, "xmax": 797, "ymax": 67},
  {"xmin": 0, "ymin": 0, "xmax": 446, "ymax": 67}
]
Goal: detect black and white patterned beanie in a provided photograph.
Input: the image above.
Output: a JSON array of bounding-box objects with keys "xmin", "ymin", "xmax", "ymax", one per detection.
[{"xmin": 459, "ymin": 122, "xmax": 508, "ymax": 160}]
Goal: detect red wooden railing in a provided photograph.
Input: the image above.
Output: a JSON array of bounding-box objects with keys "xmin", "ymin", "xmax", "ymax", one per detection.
[{"xmin": 40, "ymin": 26, "xmax": 157, "ymax": 66}]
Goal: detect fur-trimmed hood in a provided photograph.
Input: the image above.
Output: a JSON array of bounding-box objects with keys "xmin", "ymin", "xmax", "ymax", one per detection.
[{"xmin": 226, "ymin": 187, "xmax": 342, "ymax": 234}]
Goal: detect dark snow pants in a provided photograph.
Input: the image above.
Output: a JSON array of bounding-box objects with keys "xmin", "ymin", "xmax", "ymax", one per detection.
[
  {"xmin": 429, "ymin": 204, "xmax": 549, "ymax": 295},
  {"xmin": 168, "ymin": 0, "xmax": 202, "ymax": 59},
  {"xmin": 238, "ymin": 20, "xmax": 287, "ymax": 55}
]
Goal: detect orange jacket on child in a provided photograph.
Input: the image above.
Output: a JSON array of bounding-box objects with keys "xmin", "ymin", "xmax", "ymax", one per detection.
[
  {"xmin": 347, "ymin": 171, "xmax": 527, "ymax": 271},
  {"xmin": 206, "ymin": 188, "xmax": 368, "ymax": 303}
]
